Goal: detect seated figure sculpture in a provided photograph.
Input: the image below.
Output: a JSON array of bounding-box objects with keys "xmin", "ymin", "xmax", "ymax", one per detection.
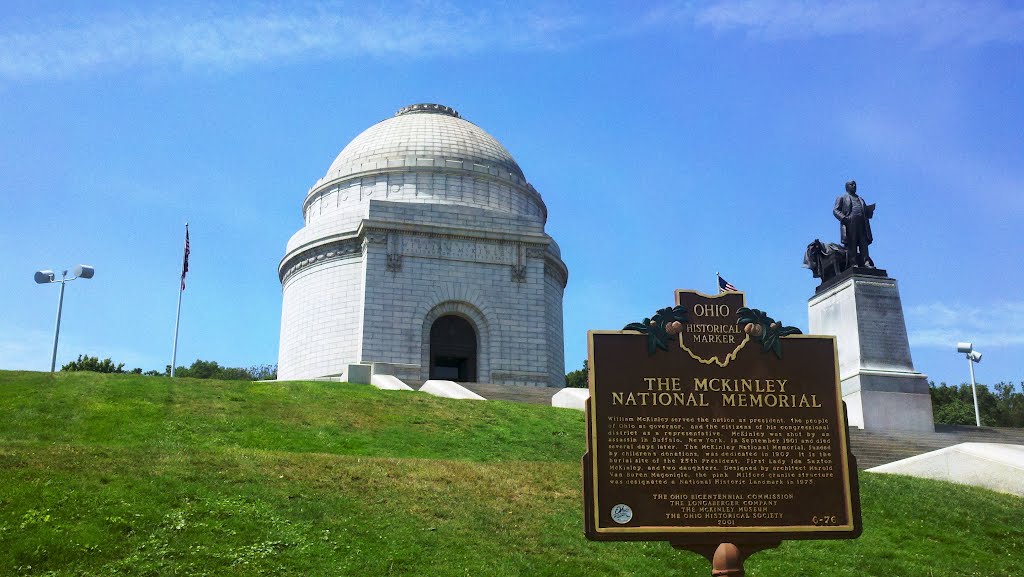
[{"xmin": 803, "ymin": 239, "xmax": 848, "ymax": 282}]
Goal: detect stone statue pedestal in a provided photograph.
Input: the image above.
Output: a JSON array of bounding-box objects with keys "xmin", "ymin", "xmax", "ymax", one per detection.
[{"xmin": 808, "ymin": 269, "xmax": 934, "ymax": 432}]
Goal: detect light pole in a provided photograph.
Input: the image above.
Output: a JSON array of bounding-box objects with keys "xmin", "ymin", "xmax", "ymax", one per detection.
[
  {"xmin": 956, "ymin": 342, "xmax": 983, "ymax": 427},
  {"xmin": 35, "ymin": 265, "xmax": 95, "ymax": 372}
]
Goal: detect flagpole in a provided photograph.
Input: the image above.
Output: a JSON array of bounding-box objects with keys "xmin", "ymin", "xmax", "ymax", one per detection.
[
  {"xmin": 170, "ymin": 223, "xmax": 188, "ymax": 377},
  {"xmin": 716, "ymin": 271, "xmax": 721, "ymax": 293}
]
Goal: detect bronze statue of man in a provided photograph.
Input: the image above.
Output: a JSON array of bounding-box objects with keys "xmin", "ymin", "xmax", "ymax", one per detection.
[{"xmin": 833, "ymin": 180, "xmax": 875, "ymax": 268}]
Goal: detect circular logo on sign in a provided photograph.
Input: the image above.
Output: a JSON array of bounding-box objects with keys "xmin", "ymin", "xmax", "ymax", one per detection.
[{"xmin": 611, "ymin": 504, "xmax": 633, "ymax": 524}]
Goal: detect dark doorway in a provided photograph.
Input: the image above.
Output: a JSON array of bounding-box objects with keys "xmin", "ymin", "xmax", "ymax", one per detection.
[{"xmin": 429, "ymin": 315, "xmax": 477, "ymax": 382}]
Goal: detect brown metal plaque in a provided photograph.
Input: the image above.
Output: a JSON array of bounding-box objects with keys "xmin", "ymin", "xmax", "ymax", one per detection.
[{"xmin": 583, "ymin": 290, "xmax": 861, "ymax": 544}]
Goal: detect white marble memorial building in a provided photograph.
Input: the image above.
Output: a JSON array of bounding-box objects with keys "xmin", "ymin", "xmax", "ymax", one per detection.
[{"xmin": 277, "ymin": 104, "xmax": 568, "ymax": 387}]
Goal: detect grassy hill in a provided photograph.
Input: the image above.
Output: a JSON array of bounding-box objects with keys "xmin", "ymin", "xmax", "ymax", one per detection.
[{"xmin": 1, "ymin": 370, "xmax": 1022, "ymax": 576}]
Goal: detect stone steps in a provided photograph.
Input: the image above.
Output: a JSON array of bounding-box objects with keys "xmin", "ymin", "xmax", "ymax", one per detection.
[
  {"xmin": 457, "ymin": 382, "xmax": 558, "ymax": 405},
  {"xmin": 399, "ymin": 380, "xmax": 558, "ymax": 405},
  {"xmin": 848, "ymin": 425, "xmax": 1024, "ymax": 469}
]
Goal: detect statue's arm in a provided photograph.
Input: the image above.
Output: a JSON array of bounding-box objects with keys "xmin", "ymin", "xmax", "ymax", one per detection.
[{"xmin": 832, "ymin": 196, "xmax": 845, "ymax": 222}]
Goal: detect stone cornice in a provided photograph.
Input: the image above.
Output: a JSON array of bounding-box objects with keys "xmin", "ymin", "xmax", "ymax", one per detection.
[
  {"xmin": 279, "ymin": 235, "xmax": 362, "ymax": 284},
  {"xmin": 356, "ymin": 219, "xmax": 550, "ymax": 246},
  {"xmin": 807, "ymin": 273, "xmax": 898, "ymax": 304},
  {"xmin": 395, "ymin": 103, "xmax": 459, "ymax": 118},
  {"xmin": 544, "ymin": 255, "xmax": 569, "ymax": 289},
  {"xmin": 280, "ymin": 220, "xmax": 569, "ymax": 287}
]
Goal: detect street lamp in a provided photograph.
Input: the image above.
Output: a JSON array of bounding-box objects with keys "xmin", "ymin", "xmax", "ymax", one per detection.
[
  {"xmin": 34, "ymin": 265, "xmax": 95, "ymax": 372},
  {"xmin": 956, "ymin": 342, "xmax": 983, "ymax": 427}
]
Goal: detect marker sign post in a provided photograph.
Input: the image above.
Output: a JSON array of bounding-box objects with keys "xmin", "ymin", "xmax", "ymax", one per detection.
[{"xmin": 583, "ymin": 290, "xmax": 861, "ymax": 575}]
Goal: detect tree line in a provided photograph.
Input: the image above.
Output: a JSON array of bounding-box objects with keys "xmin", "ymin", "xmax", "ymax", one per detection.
[
  {"xmin": 930, "ymin": 381, "xmax": 1024, "ymax": 428},
  {"xmin": 61, "ymin": 354, "xmax": 277, "ymax": 381}
]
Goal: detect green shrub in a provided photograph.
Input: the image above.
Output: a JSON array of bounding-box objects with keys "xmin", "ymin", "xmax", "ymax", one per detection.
[{"xmin": 61, "ymin": 354, "xmax": 125, "ymax": 373}]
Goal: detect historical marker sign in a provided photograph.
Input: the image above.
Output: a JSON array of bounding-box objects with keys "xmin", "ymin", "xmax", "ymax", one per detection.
[{"xmin": 583, "ymin": 290, "xmax": 861, "ymax": 546}]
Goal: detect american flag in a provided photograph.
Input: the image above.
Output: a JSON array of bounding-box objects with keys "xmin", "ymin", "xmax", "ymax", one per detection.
[
  {"xmin": 718, "ymin": 275, "xmax": 737, "ymax": 293},
  {"xmin": 180, "ymin": 226, "xmax": 190, "ymax": 291}
]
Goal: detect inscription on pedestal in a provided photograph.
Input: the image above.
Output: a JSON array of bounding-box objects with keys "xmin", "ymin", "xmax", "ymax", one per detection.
[{"xmin": 854, "ymin": 280, "xmax": 913, "ymax": 371}]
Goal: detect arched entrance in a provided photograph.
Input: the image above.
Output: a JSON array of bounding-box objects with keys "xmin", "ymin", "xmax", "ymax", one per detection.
[{"xmin": 429, "ymin": 315, "xmax": 477, "ymax": 382}]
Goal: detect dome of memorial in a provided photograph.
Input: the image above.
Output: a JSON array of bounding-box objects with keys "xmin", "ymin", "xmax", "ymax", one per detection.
[{"xmin": 322, "ymin": 103, "xmax": 526, "ymax": 183}]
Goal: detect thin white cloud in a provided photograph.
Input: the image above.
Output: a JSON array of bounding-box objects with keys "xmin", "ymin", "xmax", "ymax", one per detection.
[
  {"xmin": 4, "ymin": 2, "xmax": 1022, "ymax": 82},
  {"xmin": 694, "ymin": 0, "xmax": 1024, "ymax": 46},
  {"xmin": 906, "ymin": 301, "xmax": 1024, "ymax": 348},
  {"xmin": 0, "ymin": 2, "xmax": 585, "ymax": 81}
]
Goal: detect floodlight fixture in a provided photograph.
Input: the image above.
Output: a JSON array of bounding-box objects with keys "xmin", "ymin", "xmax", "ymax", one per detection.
[
  {"xmin": 73, "ymin": 265, "xmax": 95, "ymax": 279},
  {"xmin": 955, "ymin": 341, "xmax": 984, "ymax": 427},
  {"xmin": 34, "ymin": 265, "xmax": 95, "ymax": 372}
]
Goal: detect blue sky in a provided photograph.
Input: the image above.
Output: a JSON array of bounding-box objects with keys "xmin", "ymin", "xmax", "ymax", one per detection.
[{"xmin": 1, "ymin": 1, "xmax": 1021, "ymax": 388}]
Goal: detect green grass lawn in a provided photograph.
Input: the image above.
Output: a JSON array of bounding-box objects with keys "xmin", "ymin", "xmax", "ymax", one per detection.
[{"xmin": 1, "ymin": 370, "xmax": 1022, "ymax": 576}]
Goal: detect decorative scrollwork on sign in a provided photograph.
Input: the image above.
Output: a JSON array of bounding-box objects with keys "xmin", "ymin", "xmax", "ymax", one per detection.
[
  {"xmin": 736, "ymin": 307, "xmax": 802, "ymax": 359},
  {"xmin": 624, "ymin": 306, "xmax": 689, "ymax": 355}
]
